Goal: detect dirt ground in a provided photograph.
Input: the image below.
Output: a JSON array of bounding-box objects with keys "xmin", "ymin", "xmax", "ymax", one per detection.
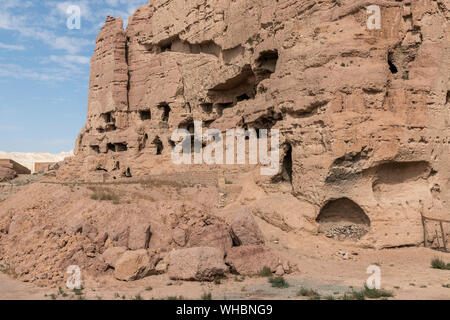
[
  {"xmin": 0, "ymin": 173, "xmax": 449, "ymax": 300},
  {"xmin": 0, "ymin": 236, "xmax": 449, "ymax": 300}
]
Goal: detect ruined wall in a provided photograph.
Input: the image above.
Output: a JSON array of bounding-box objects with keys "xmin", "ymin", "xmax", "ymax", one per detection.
[{"xmin": 71, "ymin": 0, "xmax": 450, "ymax": 248}]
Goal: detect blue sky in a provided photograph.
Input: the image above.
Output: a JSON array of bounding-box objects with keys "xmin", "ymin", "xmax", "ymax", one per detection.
[{"xmin": 0, "ymin": 0, "xmax": 148, "ymax": 153}]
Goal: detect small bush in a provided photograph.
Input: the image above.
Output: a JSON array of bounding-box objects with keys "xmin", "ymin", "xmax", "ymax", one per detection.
[
  {"xmin": 146, "ymin": 287, "xmax": 153, "ymax": 291},
  {"xmin": 89, "ymin": 187, "xmax": 120, "ymax": 203},
  {"xmin": 201, "ymin": 292, "xmax": 212, "ymax": 300},
  {"xmin": 363, "ymin": 285, "xmax": 393, "ymax": 299},
  {"xmin": 259, "ymin": 266, "xmax": 273, "ymax": 277},
  {"xmin": 297, "ymin": 287, "xmax": 320, "ymax": 299},
  {"xmin": 431, "ymin": 258, "xmax": 450, "ymax": 270},
  {"xmin": 134, "ymin": 294, "xmax": 143, "ymax": 300},
  {"xmin": 73, "ymin": 287, "xmax": 84, "ymax": 296},
  {"xmin": 342, "ymin": 290, "xmax": 365, "ymax": 300},
  {"xmin": 442, "ymin": 284, "xmax": 450, "ymax": 288},
  {"xmin": 269, "ymin": 276, "xmax": 289, "ymax": 289},
  {"xmin": 343, "ymin": 284, "xmax": 394, "ymax": 300}
]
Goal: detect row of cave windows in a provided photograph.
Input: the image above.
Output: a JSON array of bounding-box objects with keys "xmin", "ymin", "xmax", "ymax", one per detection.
[
  {"xmin": 101, "ymin": 103, "xmax": 171, "ymax": 127},
  {"xmin": 90, "ymin": 140, "xmax": 294, "ymax": 183}
]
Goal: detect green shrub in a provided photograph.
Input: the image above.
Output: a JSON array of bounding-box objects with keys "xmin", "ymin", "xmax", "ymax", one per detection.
[
  {"xmin": 431, "ymin": 258, "xmax": 450, "ymax": 270},
  {"xmin": 269, "ymin": 276, "xmax": 289, "ymax": 289},
  {"xmin": 297, "ymin": 287, "xmax": 320, "ymax": 299},
  {"xmin": 363, "ymin": 285, "xmax": 393, "ymax": 298},
  {"xmin": 201, "ymin": 292, "xmax": 212, "ymax": 300}
]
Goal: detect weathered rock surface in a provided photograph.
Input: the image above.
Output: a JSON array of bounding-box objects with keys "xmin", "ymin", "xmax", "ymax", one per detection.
[
  {"xmin": 168, "ymin": 247, "xmax": 228, "ymax": 281},
  {"xmin": 225, "ymin": 245, "xmax": 281, "ymax": 276},
  {"xmin": 187, "ymin": 223, "xmax": 232, "ymax": 254},
  {"xmin": 101, "ymin": 246, "xmax": 127, "ymax": 268},
  {"xmin": 114, "ymin": 249, "xmax": 159, "ymax": 281},
  {"xmin": 230, "ymin": 207, "xmax": 265, "ymax": 246},
  {"xmin": 128, "ymin": 224, "xmax": 151, "ymax": 250}
]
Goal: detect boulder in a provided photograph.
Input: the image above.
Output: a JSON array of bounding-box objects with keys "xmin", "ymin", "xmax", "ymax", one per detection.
[
  {"xmin": 168, "ymin": 247, "xmax": 228, "ymax": 281},
  {"xmin": 230, "ymin": 207, "xmax": 265, "ymax": 246},
  {"xmin": 225, "ymin": 245, "xmax": 280, "ymax": 276},
  {"xmin": 114, "ymin": 249, "xmax": 159, "ymax": 281},
  {"xmin": 101, "ymin": 246, "xmax": 127, "ymax": 268},
  {"xmin": 187, "ymin": 223, "xmax": 232, "ymax": 254},
  {"xmin": 128, "ymin": 223, "xmax": 151, "ymax": 250}
]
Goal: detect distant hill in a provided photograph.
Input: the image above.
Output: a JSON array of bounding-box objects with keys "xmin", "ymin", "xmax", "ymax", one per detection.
[{"xmin": 0, "ymin": 151, "xmax": 73, "ymax": 173}]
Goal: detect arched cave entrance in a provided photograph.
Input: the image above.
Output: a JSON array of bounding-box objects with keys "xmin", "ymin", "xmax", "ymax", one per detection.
[{"xmin": 316, "ymin": 198, "xmax": 370, "ymax": 240}]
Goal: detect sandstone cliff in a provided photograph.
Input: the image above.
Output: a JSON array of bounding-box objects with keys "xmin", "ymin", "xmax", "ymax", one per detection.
[{"xmin": 69, "ymin": 0, "xmax": 450, "ymax": 248}]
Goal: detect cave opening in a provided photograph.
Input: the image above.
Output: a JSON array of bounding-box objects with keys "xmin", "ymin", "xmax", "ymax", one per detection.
[
  {"xmin": 388, "ymin": 52, "xmax": 398, "ymax": 74},
  {"xmin": 140, "ymin": 109, "xmax": 151, "ymax": 121},
  {"xmin": 115, "ymin": 143, "xmax": 128, "ymax": 152},
  {"xmin": 255, "ymin": 50, "xmax": 279, "ymax": 81},
  {"xmin": 123, "ymin": 167, "xmax": 132, "ymax": 178},
  {"xmin": 316, "ymin": 198, "xmax": 370, "ymax": 240},
  {"xmin": 107, "ymin": 143, "xmax": 115, "ymax": 153},
  {"xmin": 281, "ymin": 143, "xmax": 293, "ymax": 183},
  {"xmin": 159, "ymin": 103, "xmax": 171, "ymax": 122},
  {"xmin": 90, "ymin": 145, "xmax": 100, "ymax": 154},
  {"xmin": 103, "ymin": 112, "xmax": 114, "ymax": 124},
  {"xmin": 153, "ymin": 136, "xmax": 164, "ymax": 155}
]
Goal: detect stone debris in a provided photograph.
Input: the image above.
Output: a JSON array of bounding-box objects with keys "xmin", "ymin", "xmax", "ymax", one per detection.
[{"xmin": 325, "ymin": 224, "xmax": 369, "ymax": 240}]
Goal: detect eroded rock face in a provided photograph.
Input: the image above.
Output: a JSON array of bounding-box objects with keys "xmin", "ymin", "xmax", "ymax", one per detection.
[
  {"xmin": 167, "ymin": 246, "xmax": 228, "ymax": 281},
  {"xmin": 114, "ymin": 249, "xmax": 160, "ymax": 281},
  {"xmin": 128, "ymin": 224, "xmax": 151, "ymax": 250},
  {"xmin": 230, "ymin": 206, "xmax": 265, "ymax": 246},
  {"xmin": 225, "ymin": 245, "xmax": 282, "ymax": 276},
  {"xmin": 66, "ymin": 0, "xmax": 450, "ymax": 250},
  {"xmin": 187, "ymin": 223, "xmax": 233, "ymax": 254},
  {"xmin": 101, "ymin": 246, "xmax": 127, "ymax": 268}
]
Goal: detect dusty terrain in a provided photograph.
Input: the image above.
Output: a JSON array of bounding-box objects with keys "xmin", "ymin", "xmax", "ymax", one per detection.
[{"xmin": 0, "ymin": 173, "xmax": 449, "ymax": 300}]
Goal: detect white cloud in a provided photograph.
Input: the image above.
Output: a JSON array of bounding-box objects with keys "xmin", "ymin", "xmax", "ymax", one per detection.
[
  {"xmin": 0, "ymin": 6, "xmax": 92, "ymax": 54},
  {"xmin": 0, "ymin": 42, "xmax": 26, "ymax": 50},
  {"xmin": 0, "ymin": 63, "xmax": 67, "ymax": 81}
]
